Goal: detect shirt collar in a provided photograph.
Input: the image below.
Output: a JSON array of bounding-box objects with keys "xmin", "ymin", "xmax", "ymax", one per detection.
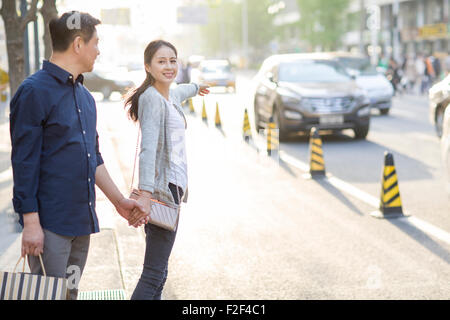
[{"xmin": 42, "ymin": 60, "xmax": 84, "ymax": 85}]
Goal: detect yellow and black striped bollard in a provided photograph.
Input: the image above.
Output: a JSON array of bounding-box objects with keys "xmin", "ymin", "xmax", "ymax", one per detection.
[
  {"xmin": 267, "ymin": 116, "xmax": 279, "ymax": 156},
  {"xmin": 188, "ymin": 98, "xmax": 195, "ymax": 114},
  {"xmin": 309, "ymin": 127, "xmax": 326, "ymax": 177},
  {"xmin": 371, "ymin": 152, "xmax": 405, "ymax": 219},
  {"xmin": 215, "ymin": 102, "xmax": 222, "ymax": 128},
  {"xmin": 243, "ymin": 108, "xmax": 252, "ymax": 142},
  {"xmin": 202, "ymin": 99, "xmax": 208, "ymax": 123}
]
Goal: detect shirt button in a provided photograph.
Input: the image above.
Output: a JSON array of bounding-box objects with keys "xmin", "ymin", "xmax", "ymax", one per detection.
[
  {"xmin": 83, "ymin": 130, "xmax": 86, "ymax": 135},
  {"xmin": 89, "ymin": 202, "xmax": 92, "ymax": 206},
  {"xmin": 88, "ymin": 178, "xmax": 91, "ymax": 182},
  {"xmin": 78, "ymin": 109, "xmax": 81, "ymax": 113},
  {"xmin": 88, "ymin": 153, "xmax": 91, "ymax": 158}
]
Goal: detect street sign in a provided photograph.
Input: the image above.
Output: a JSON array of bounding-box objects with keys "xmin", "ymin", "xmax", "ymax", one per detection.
[{"xmin": 176, "ymin": 6, "xmax": 208, "ymax": 25}]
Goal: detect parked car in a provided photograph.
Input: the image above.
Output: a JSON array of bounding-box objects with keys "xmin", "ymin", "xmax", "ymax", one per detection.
[
  {"xmin": 429, "ymin": 74, "xmax": 450, "ymax": 138},
  {"xmin": 193, "ymin": 59, "xmax": 236, "ymax": 92},
  {"xmin": 253, "ymin": 53, "xmax": 371, "ymax": 141},
  {"xmin": 324, "ymin": 52, "xmax": 394, "ymax": 115},
  {"xmin": 83, "ymin": 70, "xmax": 135, "ymax": 100},
  {"xmin": 442, "ymin": 106, "xmax": 450, "ymax": 194}
]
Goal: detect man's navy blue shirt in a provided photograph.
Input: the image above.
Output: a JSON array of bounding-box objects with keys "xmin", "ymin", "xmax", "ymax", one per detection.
[{"xmin": 10, "ymin": 60, "xmax": 104, "ymax": 236}]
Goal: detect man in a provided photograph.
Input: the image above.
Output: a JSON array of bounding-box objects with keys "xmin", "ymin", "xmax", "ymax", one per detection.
[{"xmin": 9, "ymin": 11, "xmax": 147, "ymax": 300}]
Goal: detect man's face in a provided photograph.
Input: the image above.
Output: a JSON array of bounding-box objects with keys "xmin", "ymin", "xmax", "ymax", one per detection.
[{"xmin": 80, "ymin": 30, "xmax": 100, "ymax": 72}]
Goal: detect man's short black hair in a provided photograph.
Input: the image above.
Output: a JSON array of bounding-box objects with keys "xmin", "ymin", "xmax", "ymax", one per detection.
[{"xmin": 49, "ymin": 11, "xmax": 101, "ymax": 52}]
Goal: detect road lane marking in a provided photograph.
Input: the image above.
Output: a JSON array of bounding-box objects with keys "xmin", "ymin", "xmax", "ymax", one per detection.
[{"xmin": 279, "ymin": 150, "xmax": 450, "ymax": 246}]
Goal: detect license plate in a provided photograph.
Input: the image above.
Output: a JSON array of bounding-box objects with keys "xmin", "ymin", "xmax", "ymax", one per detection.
[{"xmin": 319, "ymin": 115, "xmax": 344, "ymax": 125}]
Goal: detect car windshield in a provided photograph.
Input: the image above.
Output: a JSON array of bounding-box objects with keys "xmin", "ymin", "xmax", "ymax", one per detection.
[
  {"xmin": 278, "ymin": 60, "xmax": 351, "ymax": 83},
  {"xmin": 201, "ymin": 63, "xmax": 231, "ymax": 73},
  {"xmin": 337, "ymin": 57, "xmax": 378, "ymax": 75}
]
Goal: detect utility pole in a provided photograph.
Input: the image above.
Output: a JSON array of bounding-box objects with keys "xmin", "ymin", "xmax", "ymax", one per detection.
[
  {"xmin": 34, "ymin": 19, "xmax": 40, "ymax": 72},
  {"xmin": 392, "ymin": 0, "xmax": 400, "ymax": 62},
  {"xmin": 20, "ymin": 0, "xmax": 30, "ymax": 77},
  {"xmin": 359, "ymin": 0, "xmax": 365, "ymax": 54},
  {"xmin": 242, "ymin": 0, "xmax": 248, "ymax": 68},
  {"xmin": 367, "ymin": 4, "xmax": 380, "ymax": 66}
]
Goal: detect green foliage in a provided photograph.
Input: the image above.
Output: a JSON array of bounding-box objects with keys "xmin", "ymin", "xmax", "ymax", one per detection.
[
  {"xmin": 296, "ymin": 0, "xmax": 350, "ymax": 50},
  {"xmin": 199, "ymin": 0, "xmax": 274, "ymax": 59}
]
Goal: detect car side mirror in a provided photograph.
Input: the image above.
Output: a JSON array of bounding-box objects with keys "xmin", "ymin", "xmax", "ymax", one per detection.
[{"xmin": 266, "ymin": 72, "xmax": 275, "ymax": 83}]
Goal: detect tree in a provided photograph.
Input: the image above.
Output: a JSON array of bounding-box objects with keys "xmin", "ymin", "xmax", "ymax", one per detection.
[
  {"xmin": 0, "ymin": 0, "xmax": 39, "ymax": 95},
  {"xmin": 296, "ymin": 0, "xmax": 350, "ymax": 51},
  {"xmin": 40, "ymin": 0, "xmax": 58, "ymax": 60},
  {"xmin": 199, "ymin": 0, "xmax": 274, "ymax": 66}
]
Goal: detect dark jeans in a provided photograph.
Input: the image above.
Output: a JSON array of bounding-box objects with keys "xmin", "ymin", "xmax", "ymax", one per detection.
[{"xmin": 130, "ymin": 183, "xmax": 183, "ymax": 300}]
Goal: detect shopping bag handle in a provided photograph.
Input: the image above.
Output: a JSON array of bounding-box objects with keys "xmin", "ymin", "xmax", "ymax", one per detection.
[{"xmin": 14, "ymin": 254, "xmax": 47, "ymax": 276}]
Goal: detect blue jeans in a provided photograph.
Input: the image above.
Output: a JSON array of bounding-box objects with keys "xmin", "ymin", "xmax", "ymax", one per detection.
[{"xmin": 130, "ymin": 183, "xmax": 183, "ymax": 300}]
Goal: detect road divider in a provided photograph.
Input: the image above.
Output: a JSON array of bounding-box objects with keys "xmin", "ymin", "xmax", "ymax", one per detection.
[
  {"xmin": 371, "ymin": 152, "xmax": 406, "ymax": 219},
  {"xmin": 308, "ymin": 127, "xmax": 326, "ymax": 178},
  {"xmin": 202, "ymin": 99, "xmax": 207, "ymax": 123},
  {"xmin": 215, "ymin": 102, "xmax": 222, "ymax": 128},
  {"xmin": 266, "ymin": 117, "xmax": 278, "ymax": 156},
  {"xmin": 188, "ymin": 98, "xmax": 195, "ymax": 114},
  {"xmin": 242, "ymin": 108, "xmax": 252, "ymax": 143}
]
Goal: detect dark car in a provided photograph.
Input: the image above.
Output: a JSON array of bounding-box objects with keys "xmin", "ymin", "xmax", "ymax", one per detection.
[
  {"xmin": 429, "ymin": 74, "xmax": 450, "ymax": 137},
  {"xmin": 83, "ymin": 70, "xmax": 134, "ymax": 100},
  {"xmin": 253, "ymin": 53, "xmax": 371, "ymax": 140},
  {"xmin": 192, "ymin": 59, "xmax": 236, "ymax": 92}
]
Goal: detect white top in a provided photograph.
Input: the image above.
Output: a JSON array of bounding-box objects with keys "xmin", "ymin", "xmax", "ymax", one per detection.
[{"xmin": 166, "ymin": 98, "xmax": 188, "ymax": 193}]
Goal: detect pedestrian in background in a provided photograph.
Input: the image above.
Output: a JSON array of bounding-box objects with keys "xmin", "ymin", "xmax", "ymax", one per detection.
[
  {"xmin": 124, "ymin": 40, "xmax": 209, "ymax": 300},
  {"xmin": 9, "ymin": 11, "xmax": 146, "ymax": 300},
  {"xmin": 415, "ymin": 53, "xmax": 426, "ymax": 95},
  {"xmin": 404, "ymin": 54, "xmax": 417, "ymax": 94},
  {"xmin": 445, "ymin": 54, "xmax": 450, "ymax": 76}
]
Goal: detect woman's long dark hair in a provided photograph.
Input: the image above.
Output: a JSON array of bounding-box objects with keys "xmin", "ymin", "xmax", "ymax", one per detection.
[{"xmin": 124, "ymin": 40, "xmax": 178, "ymax": 122}]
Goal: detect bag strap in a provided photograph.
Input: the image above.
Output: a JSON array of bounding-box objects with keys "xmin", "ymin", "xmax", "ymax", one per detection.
[
  {"xmin": 14, "ymin": 254, "xmax": 47, "ymax": 276},
  {"xmin": 130, "ymin": 124, "xmax": 140, "ymax": 194}
]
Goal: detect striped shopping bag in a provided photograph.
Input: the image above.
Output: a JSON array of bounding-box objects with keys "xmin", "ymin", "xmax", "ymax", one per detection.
[{"xmin": 0, "ymin": 255, "xmax": 67, "ymax": 300}]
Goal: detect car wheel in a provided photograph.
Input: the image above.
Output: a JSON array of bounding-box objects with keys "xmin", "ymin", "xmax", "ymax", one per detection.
[
  {"xmin": 354, "ymin": 124, "xmax": 369, "ymax": 139},
  {"xmin": 101, "ymin": 86, "xmax": 112, "ymax": 100},
  {"xmin": 436, "ymin": 106, "xmax": 446, "ymax": 138},
  {"xmin": 380, "ymin": 108, "xmax": 390, "ymax": 115}
]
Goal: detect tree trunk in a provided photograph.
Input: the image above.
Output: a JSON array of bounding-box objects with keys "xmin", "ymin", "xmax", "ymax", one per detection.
[
  {"xmin": 0, "ymin": 0, "xmax": 39, "ymax": 96},
  {"xmin": 40, "ymin": 0, "xmax": 58, "ymax": 60}
]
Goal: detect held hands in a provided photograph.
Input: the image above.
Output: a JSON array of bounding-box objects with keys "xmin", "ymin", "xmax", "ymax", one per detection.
[
  {"xmin": 127, "ymin": 191, "xmax": 153, "ymax": 227},
  {"xmin": 115, "ymin": 197, "xmax": 148, "ymax": 228}
]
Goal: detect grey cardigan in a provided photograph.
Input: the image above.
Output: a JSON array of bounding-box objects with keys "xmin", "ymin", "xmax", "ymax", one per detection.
[{"xmin": 137, "ymin": 83, "xmax": 199, "ymax": 207}]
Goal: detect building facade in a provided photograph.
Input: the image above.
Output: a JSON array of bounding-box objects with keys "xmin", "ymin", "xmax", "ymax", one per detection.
[{"xmin": 344, "ymin": 0, "xmax": 450, "ymax": 60}]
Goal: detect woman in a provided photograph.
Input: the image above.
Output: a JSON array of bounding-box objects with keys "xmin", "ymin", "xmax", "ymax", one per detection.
[{"xmin": 124, "ymin": 40, "xmax": 209, "ymax": 300}]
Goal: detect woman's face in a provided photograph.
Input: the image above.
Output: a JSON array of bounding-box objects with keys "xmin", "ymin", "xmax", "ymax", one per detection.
[{"xmin": 146, "ymin": 46, "xmax": 178, "ymax": 85}]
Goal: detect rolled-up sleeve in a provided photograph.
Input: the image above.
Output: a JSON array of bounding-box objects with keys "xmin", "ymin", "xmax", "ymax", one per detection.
[
  {"xmin": 138, "ymin": 93, "xmax": 163, "ymax": 193},
  {"xmin": 95, "ymin": 130, "xmax": 104, "ymax": 167},
  {"xmin": 9, "ymin": 84, "xmax": 46, "ymax": 215}
]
